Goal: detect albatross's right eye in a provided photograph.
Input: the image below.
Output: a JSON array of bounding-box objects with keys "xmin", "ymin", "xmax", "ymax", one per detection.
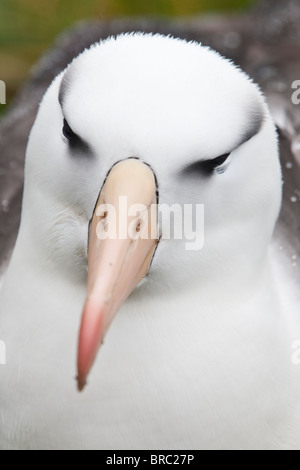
[
  {"xmin": 63, "ymin": 119, "xmax": 78, "ymax": 142},
  {"xmin": 62, "ymin": 118, "xmax": 91, "ymax": 154}
]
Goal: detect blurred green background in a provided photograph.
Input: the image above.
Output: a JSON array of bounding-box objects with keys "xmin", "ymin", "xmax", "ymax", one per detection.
[{"xmin": 0, "ymin": 0, "xmax": 254, "ymax": 113}]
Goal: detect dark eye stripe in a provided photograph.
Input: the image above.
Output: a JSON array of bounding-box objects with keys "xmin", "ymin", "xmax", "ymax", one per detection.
[
  {"xmin": 63, "ymin": 119, "xmax": 77, "ymax": 140},
  {"xmin": 202, "ymin": 153, "xmax": 230, "ymax": 172},
  {"xmin": 62, "ymin": 119, "xmax": 91, "ymax": 154},
  {"xmin": 182, "ymin": 153, "xmax": 231, "ymax": 177}
]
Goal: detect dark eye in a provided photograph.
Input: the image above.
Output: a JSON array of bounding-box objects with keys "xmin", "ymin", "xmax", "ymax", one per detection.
[
  {"xmin": 182, "ymin": 153, "xmax": 231, "ymax": 177},
  {"xmin": 201, "ymin": 153, "xmax": 231, "ymax": 174},
  {"xmin": 63, "ymin": 119, "xmax": 78, "ymax": 141},
  {"xmin": 62, "ymin": 118, "xmax": 91, "ymax": 154}
]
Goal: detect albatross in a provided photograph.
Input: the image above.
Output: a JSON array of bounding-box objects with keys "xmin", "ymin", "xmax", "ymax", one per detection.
[{"xmin": 0, "ymin": 32, "xmax": 299, "ymax": 450}]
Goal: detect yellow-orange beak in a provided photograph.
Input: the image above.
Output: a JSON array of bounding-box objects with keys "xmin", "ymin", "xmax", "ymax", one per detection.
[{"xmin": 77, "ymin": 159, "xmax": 159, "ymax": 391}]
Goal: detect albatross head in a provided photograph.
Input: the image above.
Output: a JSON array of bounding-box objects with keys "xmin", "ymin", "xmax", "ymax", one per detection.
[{"xmin": 24, "ymin": 33, "xmax": 282, "ymax": 390}]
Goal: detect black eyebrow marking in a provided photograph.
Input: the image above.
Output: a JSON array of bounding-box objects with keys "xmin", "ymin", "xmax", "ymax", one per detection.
[
  {"xmin": 181, "ymin": 101, "xmax": 266, "ymax": 178},
  {"xmin": 181, "ymin": 154, "xmax": 230, "ymax": 178},
  {"xmin": 58, "ymin": 69, "xmax": 93, "ymax": 157},
  {"xmin": 63, "ymin": 119, "xmax": 92, "ymax": 155}
]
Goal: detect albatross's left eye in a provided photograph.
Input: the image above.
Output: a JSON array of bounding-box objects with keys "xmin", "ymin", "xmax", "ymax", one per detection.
[
  {"xmin": 182, "ymin": 153, "xmax": 231, "ymax": 177},
  {"xmin": 202, "ymin": 153, "xmax": 231, "ymax": 174}
]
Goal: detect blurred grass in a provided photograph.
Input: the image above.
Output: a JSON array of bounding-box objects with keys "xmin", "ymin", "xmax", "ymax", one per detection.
[{"xmin": 0, "ymin": 0, "xmax": 254, "ymax": 114}]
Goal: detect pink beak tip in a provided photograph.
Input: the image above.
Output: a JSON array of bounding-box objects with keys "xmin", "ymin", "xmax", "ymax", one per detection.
[{"xmin": 76, "ymin": 374, "xmax": 87, "ymax": 393}]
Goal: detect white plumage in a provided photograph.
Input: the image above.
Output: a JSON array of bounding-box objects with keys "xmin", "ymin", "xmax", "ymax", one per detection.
[{"xmin": 0, "ymin": 33, "xmax": 299, "ymax": 450}]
